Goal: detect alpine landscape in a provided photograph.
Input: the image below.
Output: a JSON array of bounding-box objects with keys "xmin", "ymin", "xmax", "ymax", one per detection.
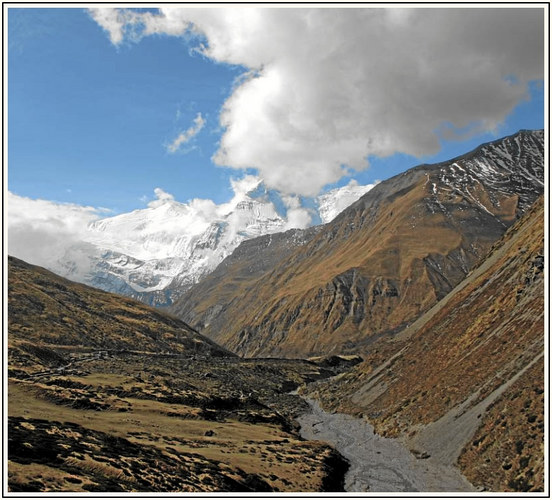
[{"xmin": 6, "ymin": 5, "xmax": 547, "ymax": 496}]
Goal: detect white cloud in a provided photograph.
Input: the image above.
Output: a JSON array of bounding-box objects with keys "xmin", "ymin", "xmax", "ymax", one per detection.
[
  {"xmin": 87, "ymin": 8, "xmax": 127, "ymax": 45},
  {"xmin": 166, "ymin": 113, "xmax": 206, "ymax": 153},
  {"xmin": 7, "ymin": 174, "xmax": 375, "ymax": 283},
  {"xmin": 281, "ymin": 194, "xmax": 301, "ymax": 210},
  {"xmin": 89, "ymin": 7, "xmax": 544, "ymax": 197},
  {"xmin": 280, "ymin": 194, "xmax": 313, "ymax": 230},
  {"xmin": 229, "ymin": 174, "xmax": 262, "ymax": 198},
  {"xmin": 284, "ymin": 206, "xmax": 313, "ymax": 230},
  {"xmin": 7, "ymin": 191, "xmax": 106, "ymax": 269},
  {"xmin": 147, "ymin": 187, "xmax": 175, "ymax": 208}
]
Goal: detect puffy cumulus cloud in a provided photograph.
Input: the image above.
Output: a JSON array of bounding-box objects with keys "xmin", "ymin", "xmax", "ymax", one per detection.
[
  {"xmin": 7, "ymin": 191, "xmax": 107, "ymax": 269},
  {"xmin": 281, "ymin": 194, "xmax": 313, "ymax": 230},
  {"xmin": 89, "ymin": 7, "xmax": 544, "ymax": 197},
  {"xmin": 147, "ymin": 187, "xmax": 175, "ymax": 208},
  {"xmin": 139, "ymin": 176, "xmax": 263, "ymax": 239},
  {"xmin": 281, "ymin": 194, "xmax": 302, "ymax": 210},
  {"xmin": 229, "ymin": 174, "xmax": 262, "ymax": 199},
  {"xmin": 87, "ymin": 8, "xmax": 133, "ymax": 45},
  {"xmin": 215, "ymin": 174, "xmax": 263, "ymax": 216},
  {"xmin": 284, "ymin": 208, "xmax": 313, "ymax": 230},
  {"xmin": 166, "ymin": 113, "xmax": 206, "ymax": 153}
]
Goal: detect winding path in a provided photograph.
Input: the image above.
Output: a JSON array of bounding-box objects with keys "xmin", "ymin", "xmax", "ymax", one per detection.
[{"xmin": 297, "ymin": 397, "xmax": 475, "ymax": 493}]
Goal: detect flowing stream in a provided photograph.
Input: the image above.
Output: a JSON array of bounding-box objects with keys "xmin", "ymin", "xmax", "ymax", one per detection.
[{"xmin": 296, "ymin": 397, "xmax": 476, "ymax": 493}]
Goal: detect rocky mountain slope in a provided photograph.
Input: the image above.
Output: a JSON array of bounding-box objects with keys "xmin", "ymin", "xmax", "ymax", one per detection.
[
  {"xmin": 169, "ymin": 226, "xmax": 322, "ymax": 332},
  {"xmin": 171, "ymin": 130, "xmax": 544, "ymax": 357},
  {"xmin": 8, "ymin": 256, "xmax": 354, "ymax": 492},
  {"xmin": 305, "ymin": 194, "xmax": 544, "ymax": 492},
  {"xmin": 43, "ymin": 180, "xmax": 373, "ymax": 307}
]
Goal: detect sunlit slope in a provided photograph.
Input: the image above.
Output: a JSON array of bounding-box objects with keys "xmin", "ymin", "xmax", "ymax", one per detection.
[
  {"xmin": 307, "ymin": 195, "xmax": 545, "ymax": 492},
  {"xmin": 8, "ymin": 255, "xmax": 232, "ymax": 373},
  {"xmin": 172, "ymin": 130, "xmax": 543, "ymax": 358}
]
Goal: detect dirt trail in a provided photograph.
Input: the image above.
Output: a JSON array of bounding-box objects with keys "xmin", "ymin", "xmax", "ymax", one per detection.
[{"xmin": 297, "ymin": 397, "xmax": 475, "ymax": 493}]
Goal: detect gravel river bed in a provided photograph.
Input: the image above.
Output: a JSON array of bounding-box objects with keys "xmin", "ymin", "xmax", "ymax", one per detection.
[{"xmin": 297, "ymin": 397, "xmax": 476, "ymax": 493}]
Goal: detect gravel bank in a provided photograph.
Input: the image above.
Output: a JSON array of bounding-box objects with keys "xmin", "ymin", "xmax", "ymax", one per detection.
[{"xmin": 297, "ymin": 397, "xmax": 476, "ymax": 493}]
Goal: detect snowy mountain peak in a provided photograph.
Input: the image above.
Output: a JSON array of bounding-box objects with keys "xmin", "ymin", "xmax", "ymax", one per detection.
[
  {"xmin": 429, "ymin": 129, "xmax": 544, "ymax": 216},
  {"xmin": 317, "ymin": 180, "xmax": 377, "ymax": 223},
  {"xmin": 47, "ymin": 176, "xmax": 372, "ymax": 306}
]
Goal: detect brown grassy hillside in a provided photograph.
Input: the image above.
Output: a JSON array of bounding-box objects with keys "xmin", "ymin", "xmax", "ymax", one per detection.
[
  {"xmin": 7, "ymin": 257, "xmax": 350, "ymax": 492},
  {"xmin": 306, "ymin": 195, "xmax": 544, "ymax": 492},
  {"xmin": 8, "ymin": 256, "xmax": 232, "ymax": 373},
  {"xmin": 172, "ymin": 130, "xmax": 543, "ymax": 358}
]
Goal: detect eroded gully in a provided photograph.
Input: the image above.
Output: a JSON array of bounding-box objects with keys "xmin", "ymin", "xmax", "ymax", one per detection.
[{"xmin": 296, "ymin": 397, "xmax": 476, "ymax": 493}]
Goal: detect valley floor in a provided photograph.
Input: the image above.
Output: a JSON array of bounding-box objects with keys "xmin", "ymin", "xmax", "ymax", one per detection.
[{"xmin": 7, "ymin": 352, "xmax": 349, "ymax": 493}]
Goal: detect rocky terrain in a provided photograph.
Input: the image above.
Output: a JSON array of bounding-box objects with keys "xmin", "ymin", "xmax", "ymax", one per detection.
[
  {"xmin": 304, "ymin": 195, "xmax": 545, "ymax": 492},
  {"xmin": 8, "ymin": 257, "xmax": 354, "ymax": 493},
  {"xmin": 168, "ymin": 226, "xmax": 321, "ymax": 331},
  {"xmin": 171, "ymin": 130, "xmax": 544, "ymax": 358},
  {"xmin": 297, "ymin": 397, "xmax": 475, "ymax": 492}
]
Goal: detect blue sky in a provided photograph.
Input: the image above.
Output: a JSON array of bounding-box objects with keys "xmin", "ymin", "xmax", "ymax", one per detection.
[
  {"xmin": 8, "ymin": 8, "xmax": 244, "ymax": 212},
  {"xmin": 7, "ymin": 7, "xmax": 545, "ymax": 215}
]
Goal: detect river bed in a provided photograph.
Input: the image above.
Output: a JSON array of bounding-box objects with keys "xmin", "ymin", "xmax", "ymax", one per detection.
[{"xmin": 297, "ymin": 397, "xmax": 476, "ymax": 493}]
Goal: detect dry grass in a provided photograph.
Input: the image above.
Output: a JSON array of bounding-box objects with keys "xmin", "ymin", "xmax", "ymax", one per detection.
[
  {"xmin": 7, "ymin": 257, "xmax": 348, "ymax": 493},
  {"xmin": 173, "ymin": 169, "xmax": 522, "ymax": 358},
  {"xmin": 305, "ymin": 197, "xmax": 545, "ymax": 491},
  {"xmin": 8, "ymin": 461, "xmax": 98, "ymax": 492},
  {"xmin": 8, "ymin": 256, "xmax": 231, "ymax": 365},
  {"xmin": 458, "ymin": 361, "xmax": 544, "ymax": 492},
  {"xmin": 8, "ymin": 350, "xmax": 348, "ymax": 493}
]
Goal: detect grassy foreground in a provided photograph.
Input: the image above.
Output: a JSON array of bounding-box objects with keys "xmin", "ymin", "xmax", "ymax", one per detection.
[{"xmin": 7, "ymin": 257, "xmax": 350, "ymax": 492}]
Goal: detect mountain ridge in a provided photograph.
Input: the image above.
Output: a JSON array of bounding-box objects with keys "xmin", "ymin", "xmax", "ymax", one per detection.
[
  {"xmin": 171, "ymin": 129, "xmax": 544, "ymax": 358},
  {"xmin": 8, "ymin": 255, "xmax": 233, "ymax": 368},
  {"xmin": 305, "ymin": 194, "xmax": 545, "ymax": 491},
  {"xmin": 7, "ymin": 129, "xmax": 545, "ymax": 493}
]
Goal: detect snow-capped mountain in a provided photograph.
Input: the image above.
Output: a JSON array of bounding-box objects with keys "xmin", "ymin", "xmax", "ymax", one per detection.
[
  {"xmin": 10, "ymin": 131, "xmax": 542, "ymax": 309},
  {"xmin": 51, "ymin": 176, "xmax": 372, "ymax": 306}
]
